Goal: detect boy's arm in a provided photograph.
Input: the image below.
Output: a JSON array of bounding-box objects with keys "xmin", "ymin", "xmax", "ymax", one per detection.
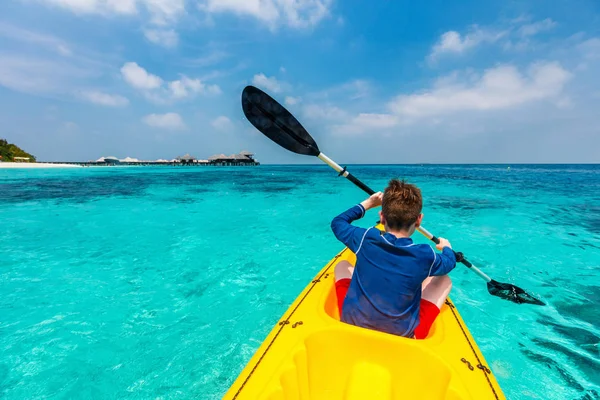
[
  {"xmin": 428, "ymin": 238, "xmax": 457, "ymax": 276},
  {"xmin": 331, "ymin": 192, "xmax": 383, "ymax": 254}
]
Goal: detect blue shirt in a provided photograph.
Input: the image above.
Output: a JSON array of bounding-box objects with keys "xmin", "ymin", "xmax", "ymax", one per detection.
[{"xmin": 331, "ymin": 204, "xmax": 457, "ymax": 338}]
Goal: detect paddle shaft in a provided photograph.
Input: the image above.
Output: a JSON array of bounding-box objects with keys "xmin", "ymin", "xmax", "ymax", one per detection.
[{"xmin": 317, "ymin": 152, "xmax": 493, "ymax": 283}]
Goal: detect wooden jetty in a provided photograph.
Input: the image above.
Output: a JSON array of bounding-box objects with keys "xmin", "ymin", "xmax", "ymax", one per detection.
[{"xmin": 39, "ymin": 151, "xmax": 260, "ymax": 167}]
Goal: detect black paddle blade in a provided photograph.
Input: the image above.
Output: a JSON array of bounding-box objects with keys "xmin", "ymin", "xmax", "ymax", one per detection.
[
  {"xmin": 487, "ymin": 280, "xmax": 545, "ymax": 305},
  {"xmin": 241, "ymin": 85, "xmax": 320, "ymax": 156}
]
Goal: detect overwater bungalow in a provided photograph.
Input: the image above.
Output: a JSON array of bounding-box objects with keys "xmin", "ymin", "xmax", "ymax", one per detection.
[
  {"xmin": 103, "ymin": 156, "xmax": 120, "ymax": 164},
  {"xmin": 178, "ymin": 154, "xmax": 196, "ymax": 164},
  {"xmin": 207, "ymin": 151, "xmax": 258, "ymax": 165},
  {"xmin": 43, "ymin": 151, "xmax": 259, "ymax": 167}
]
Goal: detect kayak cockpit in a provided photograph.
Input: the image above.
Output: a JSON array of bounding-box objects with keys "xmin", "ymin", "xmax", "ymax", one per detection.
[{"xmin": 272, "ymin": 328, "xmax": 458, "ymax": 400}]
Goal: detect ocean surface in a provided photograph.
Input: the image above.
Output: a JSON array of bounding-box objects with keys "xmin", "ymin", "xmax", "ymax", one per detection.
[{"xmin": 1, "ymin": 164, "xmax": 599, "ymax": 400}]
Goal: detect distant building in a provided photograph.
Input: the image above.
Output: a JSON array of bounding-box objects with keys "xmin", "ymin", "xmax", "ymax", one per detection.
[
  {"xmin": 84, "ymin": 151, "xmax": 258, "ymax": 167},
  {"xmin": 208, "ymin": 153, "xmax": 228, "ymax": 162},
  {"xmin": 178, "ymin": 154, "xmax": 196, "ymax": 164},
  {"xmin": 207, "ymin": 151, "xmax": 258, "ymax": 165},
  {"xmin": 13, "ymin": 157, "xmax": 31, "ymax": 162},
  {"xmin": 103, "ymin": 156, "xmax": 120, "ymax": 164}
]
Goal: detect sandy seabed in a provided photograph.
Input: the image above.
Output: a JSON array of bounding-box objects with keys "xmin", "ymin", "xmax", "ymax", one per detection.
[{"xmin": 0, "ymin": 163, "xmax": 82, "ymax": 169}]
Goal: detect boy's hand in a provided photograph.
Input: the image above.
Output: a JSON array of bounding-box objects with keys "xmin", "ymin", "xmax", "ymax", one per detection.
[
  {"xmin": 436, "ymin": 237, "xmax": 452, "ymax": 251},
  {"xmin": 361, "ymin": 192, "xmax": 383, "ymax": 210}
]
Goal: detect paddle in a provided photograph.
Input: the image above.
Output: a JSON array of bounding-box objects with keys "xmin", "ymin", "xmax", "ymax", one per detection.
[{"xmin": 241, "ymin": 85, "xmax": 544, "ymax": 306}]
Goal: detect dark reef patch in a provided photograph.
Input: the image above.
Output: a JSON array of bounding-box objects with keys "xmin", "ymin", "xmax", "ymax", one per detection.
[{"xmin": 519, "ymin": 344, "xmax": 586, "ymax": 392}]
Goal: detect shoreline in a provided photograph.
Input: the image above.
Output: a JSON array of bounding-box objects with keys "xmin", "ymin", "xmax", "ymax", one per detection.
[{"xmin": 0, "ymin": 163, "xmax": 82, "ymax": 169}]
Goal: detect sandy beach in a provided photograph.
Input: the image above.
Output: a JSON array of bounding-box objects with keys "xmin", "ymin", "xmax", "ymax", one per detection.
[{"xmin": 0, "ymin": 163, "xmax": 82, "ymax": 169}]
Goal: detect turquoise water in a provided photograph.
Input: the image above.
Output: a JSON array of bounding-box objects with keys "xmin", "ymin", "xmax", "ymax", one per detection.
[{"xmin": 1, "ymin": 165, "xmax": 599, "ymax": 399}]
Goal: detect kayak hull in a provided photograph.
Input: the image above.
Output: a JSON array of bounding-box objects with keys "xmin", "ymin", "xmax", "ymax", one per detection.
[{"xmin": 224, "ymin": 246, "xmax": 505, "ymax": 400}]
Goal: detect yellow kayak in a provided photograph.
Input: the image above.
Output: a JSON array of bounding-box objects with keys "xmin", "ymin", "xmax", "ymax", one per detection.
[{"xmin": 224, "ymin": 243, "xmax": 506, "ymax": 400}]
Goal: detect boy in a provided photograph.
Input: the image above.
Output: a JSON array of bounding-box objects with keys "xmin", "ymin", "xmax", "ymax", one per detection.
[{"xmin": 331, "ymin": 178, "xmax": 456, "ymax": 339}]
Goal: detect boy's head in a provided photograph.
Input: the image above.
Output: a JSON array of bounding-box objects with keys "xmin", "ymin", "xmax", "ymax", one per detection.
[{"xmin": 380, "ymin": 178, "xmax": 423, "ymax": 233}]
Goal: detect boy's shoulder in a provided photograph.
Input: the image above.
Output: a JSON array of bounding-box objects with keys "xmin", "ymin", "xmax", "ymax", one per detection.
[
  {"xmin": 369, "ymin": 230, "xmax": 436, "ymax": 255},
  {"xmin": 411, "ymin": 243, "xmax": 437, "ymax": 257}
]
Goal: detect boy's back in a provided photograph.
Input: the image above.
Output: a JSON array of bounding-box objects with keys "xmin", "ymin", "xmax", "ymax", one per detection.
[{"xmin": 331, "ymin": 180, "xmax": 456, "ymax": 338}]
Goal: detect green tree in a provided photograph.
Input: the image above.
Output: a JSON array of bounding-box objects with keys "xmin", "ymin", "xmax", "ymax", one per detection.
[{"xmin": 0, "ymin": 139, "xmax": 36, "ymax": 162}]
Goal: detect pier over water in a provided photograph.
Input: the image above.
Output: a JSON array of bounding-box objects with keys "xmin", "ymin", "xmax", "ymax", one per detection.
[
  {"xmin": 38, "ymin": 151, "xmax": 260, "ymax": 167},
  {"xmin": 39, "ymin": 160, "xmax": 260, "ymax": 167}
]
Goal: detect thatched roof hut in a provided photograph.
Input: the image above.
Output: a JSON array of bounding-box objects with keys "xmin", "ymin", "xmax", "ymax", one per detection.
[
  {"xmin": 208, "ymin": 153, "xmax": 228, "ymax": 161},
  {"xmin": 207, "ymin": 151, "xmax": 258, "ymax": 164},
  {"xmin": 177, "ymin": 154, "xmax": 196, "ymax": 163},
  {"xmin": 102, "ymin": 156, "xmax": 120, "ymax": 164}
]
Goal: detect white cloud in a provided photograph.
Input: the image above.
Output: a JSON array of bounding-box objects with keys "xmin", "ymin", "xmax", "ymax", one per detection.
[
  {"xmin": 332, "ymin": 113, "xmax": 399, "ymax": 135},
  {"xmin": 62, "ymin": 121, "xmax": 79, "ymax": 131},
  {"xmin": 81, "ymin": 91, "xmax": 129, "ymax": 107},
  {"xmin": 143, "ymin": 0, "xmax": 185, "ymax": 25},
  {"xmin": 211, "ymin": 116, "xmax": 234, "ymax": 132},
  {"xmin": 35, "ymin": 0, "xmax": 186, "ymax": 47},
  {"xmin": 429, "ymin": 18, "xmax": 558, "ymax": 61},
  {"xmin": 303, "ymin": 104, "xmax": 347, "ymax": 120},
  {"xmin": 185, "ymin": 51, "xmax": 229, "ymax": 67},
  {"xmin": 578, "ymin": 38, "xmax": 600, "ymax": 60},
  {"xmin": 198, "ymin": 0, "xmax": 331, "ymax": 29},
  {"xmin": 143, "ymin": 28, "xmax": 178, "ymax": 48},
  {"xmin": 168, "ymin": 79, "xmax": 193, "ymax": 99},
  {"xmin": 340, "ymin": 79, "xmax": 370, "ymax": 100},
  {"xmin": 518, "ymin": 18, "xmax": 556, "ymax": 37},
  {"xmin": 36, "ymin": 0, "xmax": 137, "ymax": 15},
  {"xmin": 56, "ymin": 45, "xmax": 71, "ymax": 56},
  {"xmin": 35, "ymin": 0, "xmax": 185, "ymax": 23},
  {"xmin": 388, "ymin": 62, "xmax": 572, "ymax": 118},
  {"xmin": 0, "ymin": 23, "xmax": 72, "ymax": 56},
  {"xmin": 309, "ymin": 79, "xmax": 371, "ymax": 101},
  {"xmin": 309, "ymin": 61, "xmax": 575, "ymax": 136},
  {"xmin": 352, "ymin": 113, "xmax": 399, "ymax": 129},
  {"xmin": 206, "ymin": 84, "xmax": 222, "ymax": 95},
  {"xmin": 429, "ymin": 28, "xmax": 506, "ymax": 60},
  {"xmin": 252, "ymin": 73, "xmax": 283, "ymax": 93},
  {"xmin": 0, "ymin": 54, "xmax": 93, "ymax": 94},
  {"xmin": 168, "ymin": 76, "xmax": 221, "ymax": 98},
  {"xmin": 142, "ymin": 112, "xmax": 186, "ymax": 130},
  {"xmin": 121, "ymin": 62, "xmax": 163, "ymax": 90},
  {"xmin": 121, "ymin": 62, "xmax": 221, "ymax": 102},
  {"xmin": 285, "ymin": 96, "xmax": 300, "ymax": 106}
]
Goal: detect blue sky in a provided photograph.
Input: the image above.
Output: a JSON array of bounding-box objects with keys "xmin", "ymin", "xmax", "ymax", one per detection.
[{"xmin": 1, "ymin": 0, "xmax": 599, "ymax": 163}]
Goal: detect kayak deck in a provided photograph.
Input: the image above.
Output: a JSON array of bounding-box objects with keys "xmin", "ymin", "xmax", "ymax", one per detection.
[{"xmin": 224, "ymin": 247, "xmax": 505, "ymax": 400}]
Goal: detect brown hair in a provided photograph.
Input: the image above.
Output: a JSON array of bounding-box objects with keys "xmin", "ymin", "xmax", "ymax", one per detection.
[{"xmin": 382, "ymin": 178, "xmax": 423, "ymax": 230}]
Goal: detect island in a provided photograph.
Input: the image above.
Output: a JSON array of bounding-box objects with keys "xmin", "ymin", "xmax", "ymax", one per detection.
[{"xmin": 0, "ymin": 139, "xmax": 36, "ymax": 163}]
